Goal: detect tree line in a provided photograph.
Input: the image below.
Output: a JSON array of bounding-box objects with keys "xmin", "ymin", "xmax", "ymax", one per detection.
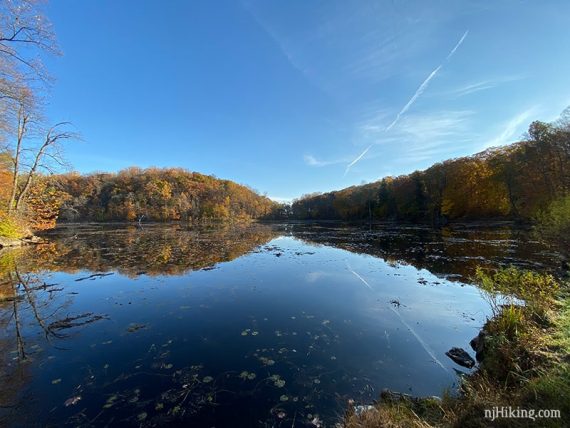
[
  {"xmin": 52, "ymin": 167, "xmax": 278, "ymax": 223},
  {"xmin": 291, "ymin": 113, "xmax": 570, "ymax": 224}
]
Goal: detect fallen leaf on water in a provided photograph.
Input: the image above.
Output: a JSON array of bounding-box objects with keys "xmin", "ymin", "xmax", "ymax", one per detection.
[{"xmin": 64, "ymin": 396, "xmax": 81, "ymax": 407}]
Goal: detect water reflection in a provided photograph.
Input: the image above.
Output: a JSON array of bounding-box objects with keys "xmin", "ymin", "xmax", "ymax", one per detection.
[
  {"xmin": 0, "ymin": 222, "xmax": 561, "ymax": 427},
  {"xmin": 19, "ymin": 223, "xmax": 280, "ymax": 276},
  {"xmin": 287, "ymin": 222, "xmax": 561, "ymax": 281}
]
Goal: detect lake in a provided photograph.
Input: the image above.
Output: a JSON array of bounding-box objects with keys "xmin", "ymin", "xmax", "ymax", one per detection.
[{"xmin": 0, "ymin": 222, "xmax": 561, "ymax": 427}]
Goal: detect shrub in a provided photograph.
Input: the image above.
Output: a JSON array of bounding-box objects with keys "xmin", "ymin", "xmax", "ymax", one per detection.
[
  {"xmin": 475, "ymin": 266, "xmax": 558, "ymax": 323},
  {"xmin": 535, "ymin": 194, "xmax": 570, "ymax": 250}
]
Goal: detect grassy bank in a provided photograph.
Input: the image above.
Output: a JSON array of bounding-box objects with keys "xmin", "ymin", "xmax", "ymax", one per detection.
[
  {"xmin": 345, "ymin": 267, "xmax": 569, "ymax": 427},
  {"xmin": 0, "ymin": 213, "xmax": 27, "ymax": 240}
]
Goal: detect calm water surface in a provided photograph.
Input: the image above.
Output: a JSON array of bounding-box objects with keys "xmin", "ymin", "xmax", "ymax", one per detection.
[{"xmin": 0, "ymin": 222, "xmax": 561, "ymax": 427}]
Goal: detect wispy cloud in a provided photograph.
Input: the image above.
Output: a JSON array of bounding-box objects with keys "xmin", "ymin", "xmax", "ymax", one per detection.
[
  {"xmin": 269, "ymin": 196, "xmax": 293, "ymax": 203},
  {"xmin": 447, "ymin": 75, "xmax": 524, "ymax": 98},
  {"xmin": 485, "ymin": 107, "xmax": 538, "ymax": 148},
  {"xmin": 304, "ymin": 154, "xmax": 346, "ymax": 167},
  {"xmin": 357, "ymin": 110, "xmax": 476, "ymax": 166},
  {"xmin": 344, "ymin": 30, "xmax": 469, "ymax": 174}
]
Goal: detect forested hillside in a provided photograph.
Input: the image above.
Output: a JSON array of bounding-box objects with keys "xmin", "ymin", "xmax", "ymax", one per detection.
[
  {"xmin": 53, "ymin": 168, "xmax": 278, "ymax": 223},
  {"xmin": 0, "ymin": 162, "xmax": 278, "ymax": 226},
  {"xmin": 292, "ymin": 116, "xmax": 570, "ymax": 224}
]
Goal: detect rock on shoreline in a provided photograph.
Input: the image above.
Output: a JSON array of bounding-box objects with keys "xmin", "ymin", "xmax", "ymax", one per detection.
[{"xmin": 0, "ymin": 235, "xmax": 45, "ymax": 248}]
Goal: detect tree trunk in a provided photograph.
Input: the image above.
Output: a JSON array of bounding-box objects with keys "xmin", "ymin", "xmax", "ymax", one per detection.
[
  {"xmin": 14, "ymin": 139, "xmax": 49, "ymax": 212},
  {"xmin": 8, "ymin": 107, "xmax": 25, "ymax": 213}
]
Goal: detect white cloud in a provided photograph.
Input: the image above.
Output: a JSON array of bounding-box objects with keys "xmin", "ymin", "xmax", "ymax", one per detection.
[
  {"xmin": 304, "ymin": 154, "xmax": 346, "ymax": 167},
  {"xmin": 485, "ymin": 107, "xmax": 539, "ymax": 148},
  {"xmin": 446, "ymin": 75, "xmax": 525, "ymax": 98},
  {"xmin": 269, "ymin": 196, "xmax": 293, "ymax": 203},
  {"xmin": 349, "ymin": 110, "xmax": 477, "ymax": 167}
]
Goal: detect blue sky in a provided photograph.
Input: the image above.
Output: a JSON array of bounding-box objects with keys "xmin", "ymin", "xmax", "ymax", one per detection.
[{"xmin": 43, "ymin": 0, "xmax": 570, "ymax": 201}]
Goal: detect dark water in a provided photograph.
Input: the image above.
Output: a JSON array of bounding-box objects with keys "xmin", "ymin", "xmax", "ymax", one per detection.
[{"xmin": 0, "ymin": 222, "xmax": 562, "ymax": 427}]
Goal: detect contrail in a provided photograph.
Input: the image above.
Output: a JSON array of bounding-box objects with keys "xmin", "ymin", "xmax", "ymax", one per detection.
[
  {"xmin": 385, "ymin": 64, "xmax": 442, "ymax": 131},
  {"xmin": 346, "ymin": 263, "xmax": 373, "ymax": 290},
  {"xmin": 446, "ymin": 30, "xmax": 469, "ymax": 60},
  {"xmin": 386, "ymin": 30, "xmax": 469, "ymax": 132},
  {"xmin": 344, "ymin": 144, "xmax": 372, "ymax": 176},
  {"xmin": 344, "ymin": 30, "xmax": 469, "ymax": 173}
]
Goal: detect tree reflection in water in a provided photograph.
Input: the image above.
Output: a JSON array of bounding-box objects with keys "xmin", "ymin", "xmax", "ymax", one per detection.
[{"xmin": 0, "ymin": 223, "xmax": 278, "ymax": 424}]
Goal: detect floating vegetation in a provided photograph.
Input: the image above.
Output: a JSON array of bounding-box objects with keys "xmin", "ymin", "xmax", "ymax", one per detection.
[
  {"xmin": 259, "ymin": 356, "xmax": 275, "ymax": 366},
  {"xmin": 51, "ymin": 378, "xmax": 62, "ymax": 384},
  {"xmin": 279, "ymin": 394, "xmax": 289, "ymax": 401},
  {"xmin": 269, "ymin": 375, "xmax": 286, "ymax": 388},
  {"xmin": 239, "ymin": 371, "xmax": 256, "ymax": 380},
  {"xmin": 64, "ymin": 395, "xmax": 81, "ymax": 406},
  {"xmin": 126, "ymin": 323, "xmax": 147, "ymax": 333},
  {"xmin": 202, "ymin": 376, "xmax": 214, "ymax": 383}
]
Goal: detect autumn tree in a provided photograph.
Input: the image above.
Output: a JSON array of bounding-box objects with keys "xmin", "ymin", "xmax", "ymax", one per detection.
[
  {"xmin": 0, "ymin": 0, "xmax": 76, "ymax": 233},
  {"xmin": 291, "ymin": 108, "xmax": 570, "ymax": 225}
]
